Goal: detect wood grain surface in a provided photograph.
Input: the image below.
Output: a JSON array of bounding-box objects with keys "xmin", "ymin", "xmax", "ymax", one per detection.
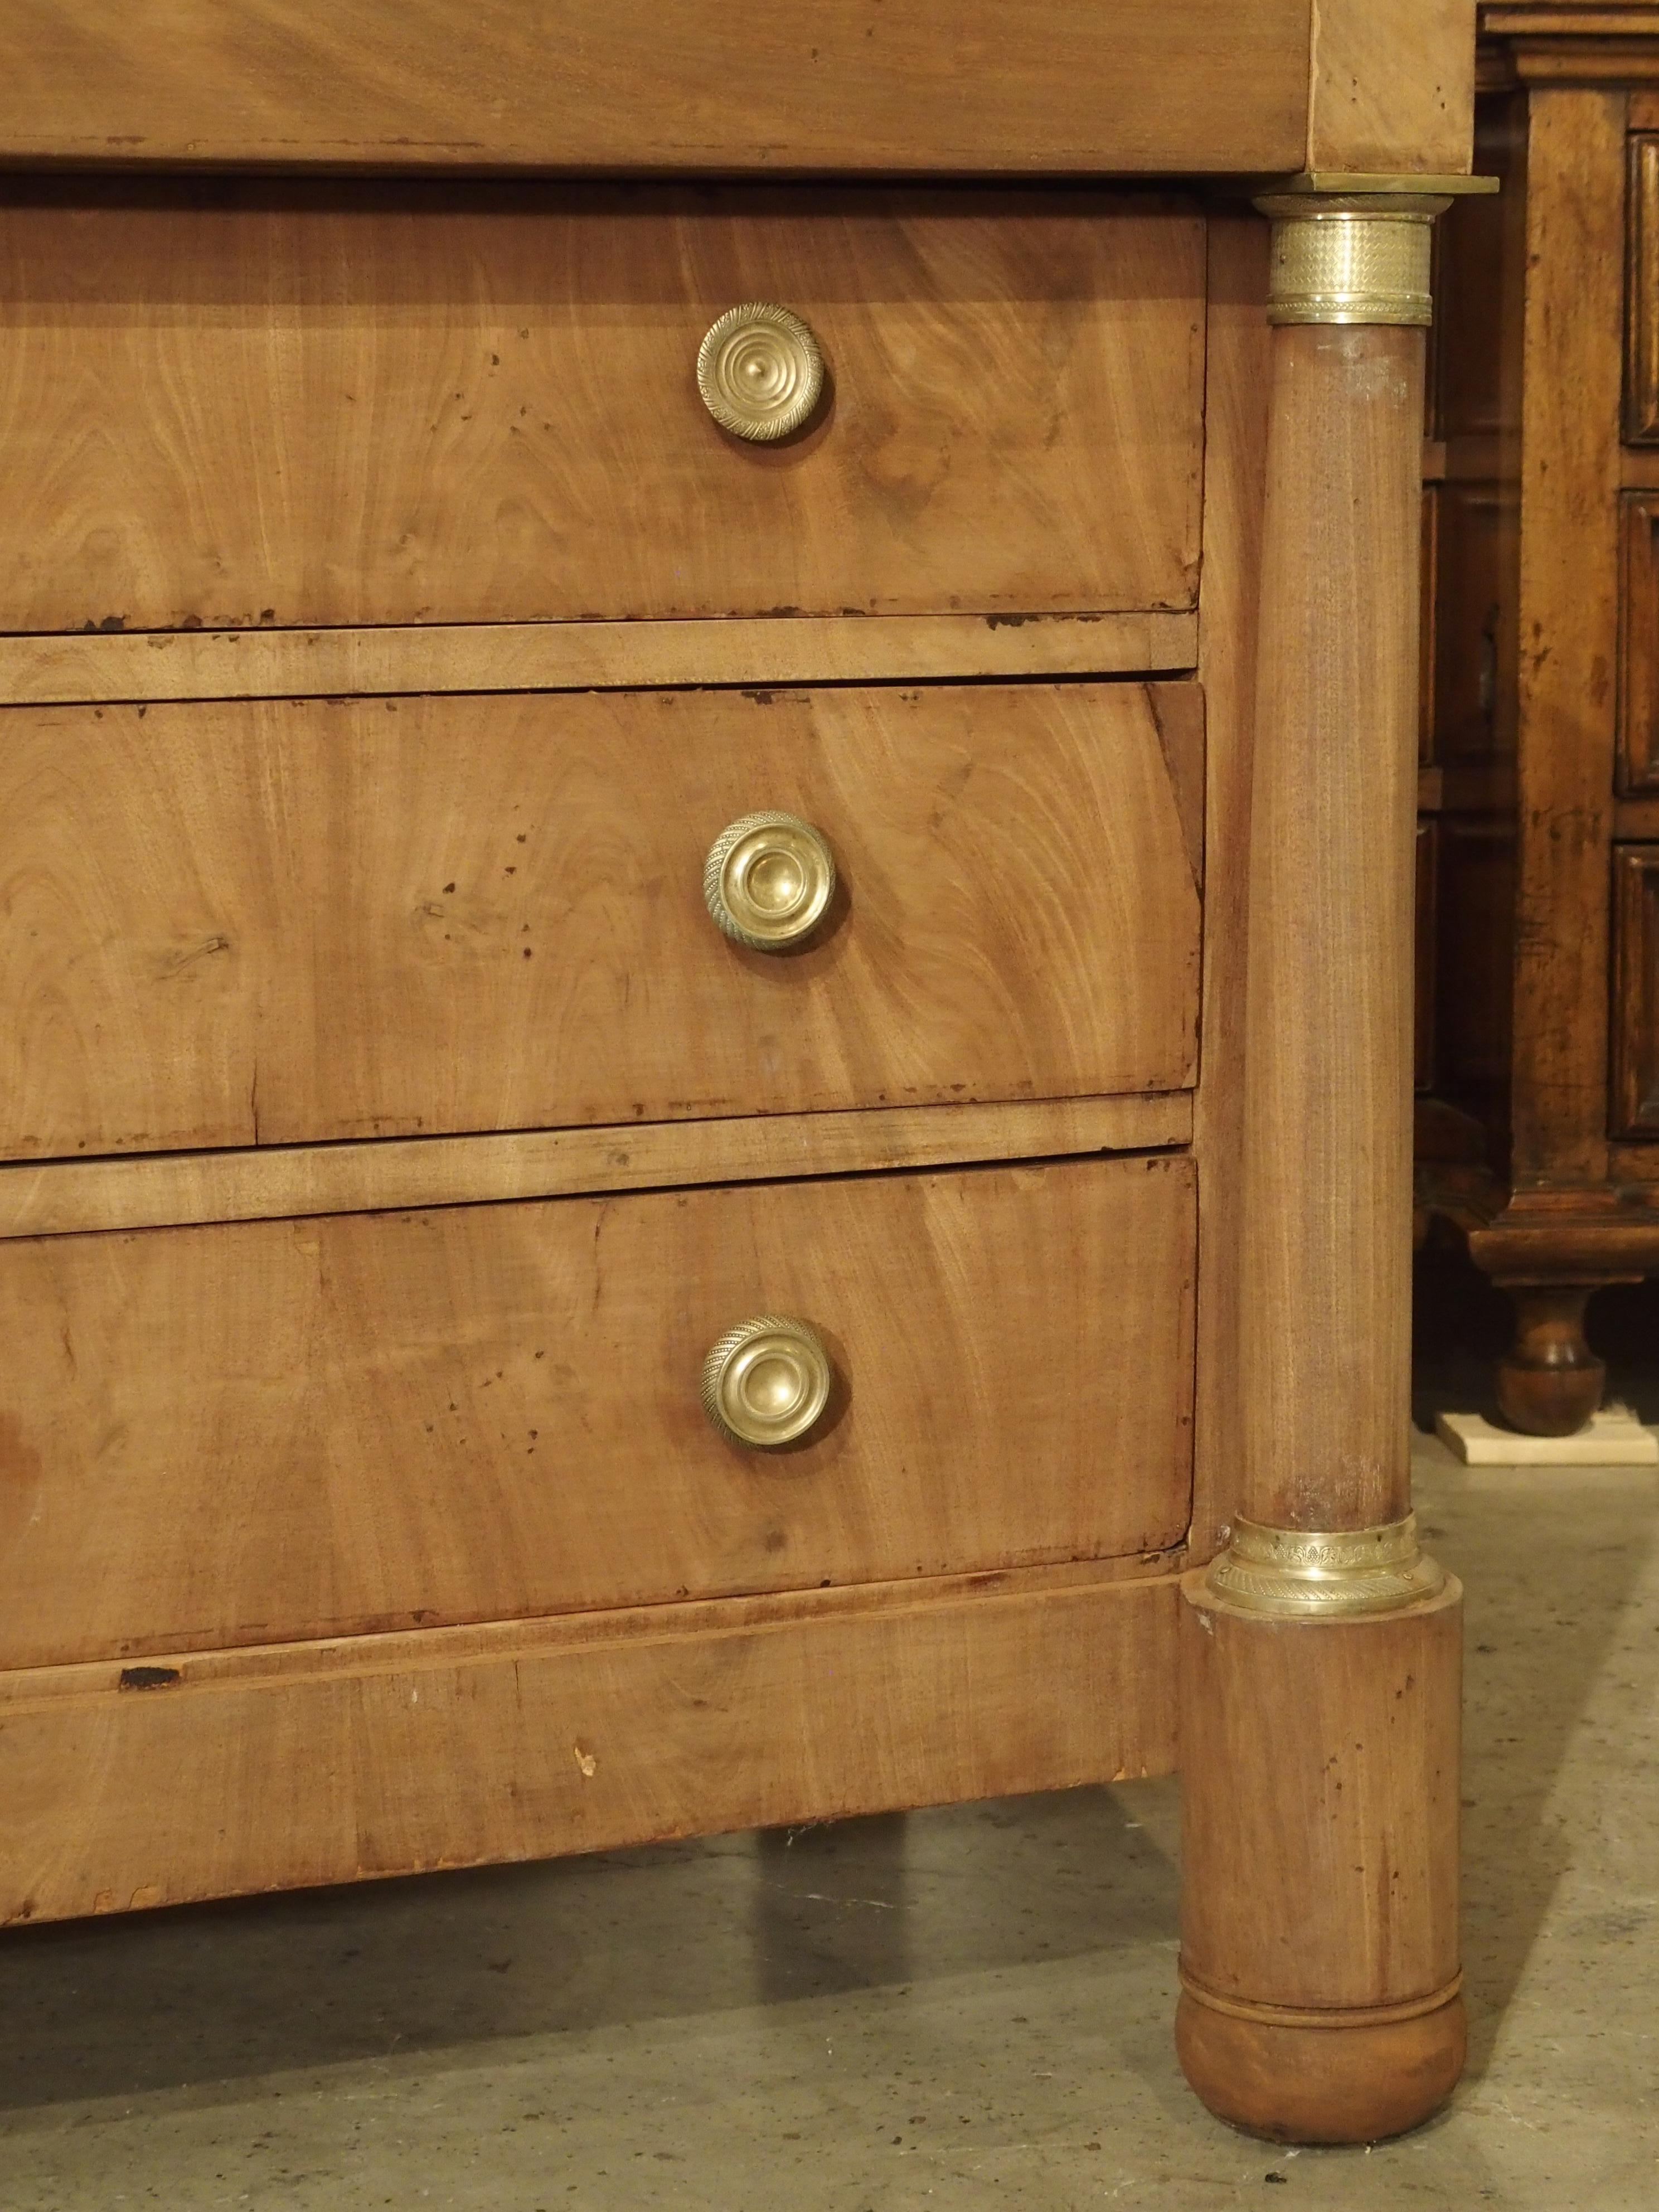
[
  {"xmin": 1189, "ymin": 217, "xmax": 1272, "ymax": 1564},
  {"xmin": 1510, "ymin": 90, "xmax": 1625, "ymax": 1187},
  {"xmin": 0, "ymin": 1566, "xmax": 1181, "ymax": 1929},
  {"xmin": 1180, "ymin": 1577, "xmax": 1463, "ymax": 2010},
  {"xmin": 0, "ymin": 1093, "xmax": 1193, "ymax": 1241},
  {"xmin": 1240, "ymin": 323, "xmax": 1427, "ymax": 1532},
  {"xmin": 0, "ymin": 183, "xmax": 1203, "ymax": 634},
  {"xmin": 0, "ymin": 1156, "xmax": 1197, "ymax": 1669},
  {"xmin": 1308, "ymin": 1, "xmax": 1479, "ymax": 176},
  {"xmin": 0, "ymin": 610, "xmax": 1199, "ymax": 710},
  {"xmin": 1178, "ymin": 1570, "xmax": 1467, "ymax": 2138},
  {"xmin": 0, "ymin": 2, "xmax": 1307, "ymax": 176},
  {"xmin": 1514, "ymin": 17, "xmax": 1659, "ymax": 88},
  {"xmin": 0, "ymin": 682, "xmax": 1202, "ymax": 1160},
  {"xmin": 1176, "ymin": 1996, "xmax": 1466, "ymax": 2149}
]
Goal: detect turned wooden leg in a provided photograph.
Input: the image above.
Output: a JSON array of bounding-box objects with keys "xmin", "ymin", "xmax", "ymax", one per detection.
[
  {"xmin": 1495, "ymin": 1282, "xmax": 1607, "ymax": 1436},
  {"xmin": 1178, "ymin": 187, "xmax": 1465, "ymax": 2144}
]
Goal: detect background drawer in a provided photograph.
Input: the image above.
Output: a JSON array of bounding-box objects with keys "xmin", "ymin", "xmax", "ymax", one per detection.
[
  {"xmin": 0, "ymin": 1154, "xmax": 1197, "ymax": 1668},
  {"xmin": 0, "ymin": 183, "xmax": 1202, "ymax": 633},
  {"xmin": 1, "ymin": 681, "xmax": 1203, "ymax": 1160}
]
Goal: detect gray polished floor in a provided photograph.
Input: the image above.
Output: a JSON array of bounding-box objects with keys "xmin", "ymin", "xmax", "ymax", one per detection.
[{"xmin": 1, "ymin": 1433, "xmax": 1654, "ymax": 2211}]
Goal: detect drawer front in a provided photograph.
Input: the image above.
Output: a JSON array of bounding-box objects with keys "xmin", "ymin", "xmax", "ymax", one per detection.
[
  {"xmin": 0, "ymin": 1154, "xmax": 1197, "ymax": 1667},
  {"xmin": 2, "ymin": 681, "xmax": 1202, "ymax": 1159},
  {"xmin": 0, "ymin": 183, "xmax": 1203, "ymax": 633}
]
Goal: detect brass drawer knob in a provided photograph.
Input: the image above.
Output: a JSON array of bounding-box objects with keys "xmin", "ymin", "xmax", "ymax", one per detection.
[
  {"xmin": 704, "ymin": 811, "xmax": 836, "ymax": 951},
  {"xmin": 701, "ymin": 1315, "xmax": 833, "ymax": 1448},
  {"xmin": 697, "ymin": 303, "xmax": 825, "ymax": 442}
]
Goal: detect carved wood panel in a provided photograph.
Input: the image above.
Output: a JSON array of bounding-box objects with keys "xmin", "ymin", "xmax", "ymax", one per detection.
[
  {"xmin": 1628, "ymin": 134, "xmax": 1659, "ymax": 443},
  {"xmin": 1619, "ymin": 489, "xmax": 1659, "ymax": 791},
  {"xmin": 1611, "ymin": 844, "xmax": 1659, "ymax": 1136}
]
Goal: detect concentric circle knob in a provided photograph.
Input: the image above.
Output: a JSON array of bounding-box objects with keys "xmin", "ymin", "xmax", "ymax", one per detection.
[
  {"xmin": 701, "ymin": 1316, "xmax": 833, "ymax": 1448},
  {"xmin": 697, "ymin": 303, "xmax": 825, "ymax": 442},
  {"xmin": 704, "ymin": 811, "xmax": 836, "ymax": 951}
]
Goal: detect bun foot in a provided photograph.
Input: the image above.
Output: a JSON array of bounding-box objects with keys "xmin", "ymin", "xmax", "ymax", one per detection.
[
  {"xmin": 1495, "ymin": 1283, "xmax": 1606, "ymax": 1437},
  {"xmin": 1176, "ymin": 1987, "xmax": 1467, "ymax": 2146}
]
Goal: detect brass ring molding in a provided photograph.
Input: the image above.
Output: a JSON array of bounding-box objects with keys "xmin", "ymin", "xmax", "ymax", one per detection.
[
  {"xmin": 697, "ymin": 303, "xmax": 825, "ymax": 440},
  {"xmin": 1202, "ymin": 1511, "xmax": 1448, "ymax": 1618},
  {"xmin": 704, "ymin": 811, "xmax": 836, "ymax": 950},
  {"xmin": 701, "ymin": 1316, "xmax": 833, "ymax": 1448},
  {"xmin": 1255, "ymin": 192, "xmax": 1453, "ymax": 327}
]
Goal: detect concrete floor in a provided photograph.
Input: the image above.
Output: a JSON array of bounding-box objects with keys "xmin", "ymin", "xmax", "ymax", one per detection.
[{"xmin": 1, "ymin": 1435, "xmax": 1655, "ymax": 2211}]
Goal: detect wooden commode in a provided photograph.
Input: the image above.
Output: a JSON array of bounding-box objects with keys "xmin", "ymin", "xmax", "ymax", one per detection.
[{"xmin": 0, "ymin": 2, "xmax": 1479, "ymax": 2147}]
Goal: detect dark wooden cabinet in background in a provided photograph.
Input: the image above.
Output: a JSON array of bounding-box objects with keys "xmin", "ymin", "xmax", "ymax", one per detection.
[{"xmin": 1417, "ymin": 2, "xmax": 1659, "ymax": 1433}]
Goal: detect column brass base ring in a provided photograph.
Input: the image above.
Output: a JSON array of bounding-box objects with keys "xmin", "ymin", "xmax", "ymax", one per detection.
[{"xmin": 1201, "ymin": 1512, "xmax": 1447, "ymax": 1619}]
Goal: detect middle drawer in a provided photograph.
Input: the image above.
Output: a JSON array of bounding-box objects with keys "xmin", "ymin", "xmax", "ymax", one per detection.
[{"xmin": 3, "ymin": 680, "xmax": 1202, "ymax": 1159}]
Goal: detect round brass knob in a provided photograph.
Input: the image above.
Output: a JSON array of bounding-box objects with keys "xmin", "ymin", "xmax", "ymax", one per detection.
[
  {"xmin": 704, "ymin": 811, "xmax": 836, "ymax": 951},
  {"xmin": 697, "ymin": 303, "xmax": 825, "ymax": 442},
  {"xmin": 701, "ymin": 1315, "xmax": 833, "ymax": 1449}
]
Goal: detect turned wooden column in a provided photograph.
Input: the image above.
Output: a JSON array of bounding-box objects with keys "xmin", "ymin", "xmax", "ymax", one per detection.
[{"xmin": 1178, "ymin": 186, "xmax": 1479, "ymax": 2145}]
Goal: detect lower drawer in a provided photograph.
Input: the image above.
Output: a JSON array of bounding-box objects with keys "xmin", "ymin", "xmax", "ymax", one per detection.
[{"xmin": 0, "ymin": 1153, "xmax": 1195, "ymax": 1668}]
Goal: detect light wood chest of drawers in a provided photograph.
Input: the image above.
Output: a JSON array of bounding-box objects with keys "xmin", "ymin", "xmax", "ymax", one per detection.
[{"xmin": 0, "ymin": 0, "xmax": 1479, "ymax": 2149}]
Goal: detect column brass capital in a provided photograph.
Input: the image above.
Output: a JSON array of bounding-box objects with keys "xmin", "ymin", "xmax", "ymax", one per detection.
[
  {"xmin": 1253, "ymin": 177, "xmax": 1495, "ymax": 329},
  {"xmin": 1254, "ymin": 195, "xmax": 1444, "ymax": 327}
]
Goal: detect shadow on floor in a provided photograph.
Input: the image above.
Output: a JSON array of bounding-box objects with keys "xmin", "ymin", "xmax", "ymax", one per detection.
[
  {"xmin": 1415, "ymin": 1443, "xmax": 1658, "ymax": 2082},
  {"xmin": 1408, "ymin": 1245, "xmax": 1659, "ymax": 2078},
  {"xmin": 0, "ymin": 1790, "xmax": 1176, "ymax": 2115}
]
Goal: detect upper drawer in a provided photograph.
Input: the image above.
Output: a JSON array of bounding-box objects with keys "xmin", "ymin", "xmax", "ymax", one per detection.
[
  {"xmin": 0, "ymin": 182, "xmax": 1204, "ymax": 633},
  {"xmin": 1, "ymin": 680, "xmax": 1202, "ymax": 1160}
]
